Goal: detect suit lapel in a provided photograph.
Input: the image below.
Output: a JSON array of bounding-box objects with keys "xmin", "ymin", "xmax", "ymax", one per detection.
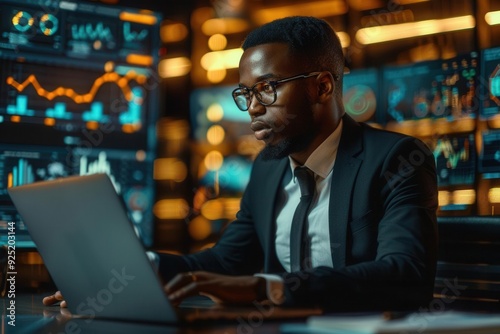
[{"xmin": 329, "ymin": 115, "xmax": 363, "ymax": 268}]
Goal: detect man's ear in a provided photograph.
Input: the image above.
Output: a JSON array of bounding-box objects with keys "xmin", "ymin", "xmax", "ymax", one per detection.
[{"xmin": 316, "ymin": 72, "xmax": 335, "ymax": 103}]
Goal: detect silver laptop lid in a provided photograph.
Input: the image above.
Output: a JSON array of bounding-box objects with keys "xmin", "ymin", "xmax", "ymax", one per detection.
[{"xmin": 8, "ymin": 173, "xmax": 178, "ymax": 323}]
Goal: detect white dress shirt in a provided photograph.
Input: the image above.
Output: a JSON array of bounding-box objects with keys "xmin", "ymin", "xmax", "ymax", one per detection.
[
  {"xmin": 275, "ymin": 119, "xmax": 343, "ymax": 271},
  {"xmin": 256, "ymin": 119, "xmax": 343, "ymax": 303}
]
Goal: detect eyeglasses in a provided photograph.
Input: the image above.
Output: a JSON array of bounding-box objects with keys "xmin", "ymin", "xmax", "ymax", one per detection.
[{"xmin": 232, "ymin": 71, "xmax": 322, "ymax": 111}]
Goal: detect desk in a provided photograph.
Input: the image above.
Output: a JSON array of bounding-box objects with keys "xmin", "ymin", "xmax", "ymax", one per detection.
[
  {"xmin": 5, "ymin": 293, "xmax": 500, "ymax": 334},
  {"xmin": 2, "ymin": 293, "xmax": 301, "ymax": 334}
]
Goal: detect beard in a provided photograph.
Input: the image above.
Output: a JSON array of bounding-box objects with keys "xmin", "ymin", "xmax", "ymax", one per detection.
[{"xmin": 259, "ymin": 130, "xmax": 314, "ymax": 161}]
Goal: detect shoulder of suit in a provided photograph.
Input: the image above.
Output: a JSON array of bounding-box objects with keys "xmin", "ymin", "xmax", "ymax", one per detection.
[{"xmin": 359, "ymin": 122, "xmax": 415, "ymax": 141}]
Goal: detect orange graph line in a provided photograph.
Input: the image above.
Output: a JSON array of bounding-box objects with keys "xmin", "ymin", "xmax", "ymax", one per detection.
[{"xmin": 6, "ymin": 71, "xmax": 147, "ymax": 104}]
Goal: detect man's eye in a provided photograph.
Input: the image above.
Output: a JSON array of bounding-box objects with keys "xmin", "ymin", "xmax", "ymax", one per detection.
[{"xmin": 261, "ymin": 83, "xmax": 273, "ymax": 93}]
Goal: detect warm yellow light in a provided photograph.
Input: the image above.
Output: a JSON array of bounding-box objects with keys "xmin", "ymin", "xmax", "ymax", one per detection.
[
  {"xmin": 489, "ymin": 188, "xmax": 500, "ymax": 203},
  {"xmin": 200, "ymin": 48, "xmax": 243, "ymax": 71},
  {"xmin": 395, "ymin": 0, "xmax": 429, "ymax": 4},
  {"xmin": 204, "ymin": 151, "xmax": 224, "ymax": 171},
  {"xmin": 206, "ymin": 125, "xmax": 225, "ymax": 145},
  {"xmin": 438, "ymin": 191, "xmax": 450, "ymax": 207},
  {"xmin": 208, "ymin": 34, "xmax": 227, "ymax": 51},
  {"xmin": 207, "ymin": 69, "xmax": 227, "ymax": 83},
  {"xmin": 223, "ymin": 198, "xmax": 241, "ymax": 219},
  {"xmin": 485, "ymin": 11, "xmax": 500, "ymax": 26},
  {"xmin": 347, "ymin": 0, "xmax": 384, "ymax": 11},
  {"xmin": 254, "ymin": 0, "xmax": 348, "ymax": 25},
  {"xmin": 336, "ymin": 31, "xmax": 350, "ymax": 48},
  {"xmin": 156, "ymin": 118, "xmax": 190, "ymax": 141},
  {"xmin": 154, "ymin": 158, "xmax": 188, "ymax": 182},
  {"xmin": 356, "ymin": 15, "xmax": 475, "ymax": 45},
  {"xmin": 161, "ymin": 22, "xmax": 188, "ymax": 43},
  {"xmin": 158, "ymin": 57, "xmax": 192, "ymax": 78},
  {"xmin": 206, "ymin": 103, "xmax": 224, "ymax": 122},
  {"xmin": 200, "ymin": 198, "xmax": 241, "ymax": 220},
  {"xmin": 153, "ymin": 199, "xmax": 189, "ymax": 219},
  {"xmin": 452, "ymin": 189, "xmax": 475, "ymax": 205},
  {"xmin": 188, "ymin": 216, "xmax": 212, "ymax": 240},
  {"xmin": 201, "ymin": 199, "xmax": 224, "ymax": 220},
  {"xmin": 201, "ymin": 18, "xmax": 249, "ymax": 35}
]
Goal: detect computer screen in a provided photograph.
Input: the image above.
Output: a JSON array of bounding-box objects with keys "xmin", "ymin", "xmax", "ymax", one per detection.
[
  {"xmin": 0, "ymin": 0, "xmax": 161, "ymax": 247},
  {"xmin": 426, "ymin": 132, "xmax": 476, "ymax": 187},
  {"xmin": 480, "ymin": 46, "xmax": 500, "ymax": 121},
  {"xmin": 479, "ymin": 130, "xmax": 500, "ymax": 179},
  {"xmin": 382, "ymin": 52, "xmax": 479, "ymax": 125},
  {"xmin": 342, "ymin": 67, "xmax": 380, "ymax": 124}
]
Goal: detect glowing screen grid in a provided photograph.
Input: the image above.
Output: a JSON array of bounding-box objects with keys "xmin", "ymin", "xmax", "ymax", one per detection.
[{"xmin": 0, "ymin": 0, "xmax": 161, "ymax": 247}]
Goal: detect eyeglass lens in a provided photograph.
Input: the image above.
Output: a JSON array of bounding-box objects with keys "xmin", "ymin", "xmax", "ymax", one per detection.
[{"xmin": 233, "ymin": 82, "xmax": 277, "ymax": 111}]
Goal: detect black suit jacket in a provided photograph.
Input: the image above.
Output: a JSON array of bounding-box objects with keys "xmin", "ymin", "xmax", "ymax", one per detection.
[{"xmin": 159, "ymin": 114, "xmax": 438, "ymax": 311}]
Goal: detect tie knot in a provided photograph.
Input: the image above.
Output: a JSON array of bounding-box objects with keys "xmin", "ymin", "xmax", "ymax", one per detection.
[{"xmin": 294, "ymin": 167, "xmax": 315, "ymax": 197}]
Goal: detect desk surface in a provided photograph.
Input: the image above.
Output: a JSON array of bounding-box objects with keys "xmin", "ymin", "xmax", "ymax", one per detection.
[
  {"xmin": 2, "ymin": 293, "xmax": 303, "ymax": 334},
  {"xmin": 5, "ymin": 292, "xmax": 500, "ymax": 334}
]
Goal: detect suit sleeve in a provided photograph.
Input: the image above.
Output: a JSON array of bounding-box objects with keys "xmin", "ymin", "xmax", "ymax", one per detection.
[{"xmin": 281, "ymin": 137, "xmax": 439, "ymax": 311}]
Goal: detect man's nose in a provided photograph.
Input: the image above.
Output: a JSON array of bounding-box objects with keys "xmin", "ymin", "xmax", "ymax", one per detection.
[{"xmin": 247, "ymin": 94, "xmax": 265, "ymax": 117}]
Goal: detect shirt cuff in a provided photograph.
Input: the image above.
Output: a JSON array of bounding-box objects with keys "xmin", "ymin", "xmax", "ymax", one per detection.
[{"xmin": 254, "ymin": 273, "xmax": 285, "ymax": 305}]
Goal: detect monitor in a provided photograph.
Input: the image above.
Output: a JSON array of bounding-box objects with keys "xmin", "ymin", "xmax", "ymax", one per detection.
[
  {"xmin": 382, "ymin": 52, "xmax": 479, "ymax": 125},
  {"xmin": 480, "ymin": 46, "xmax": 500, "ymax": 122},
  {"xmin": 0, "ymin": 0, "xmax": 162, "ymax": 247},
  {"xmin": 342, "ymin": 67, "xmax": 380, "ymax": 124},
  {"xmin": 479, "ymin": 130, "xmax": 500, "ymax": 179},
  {"xmin": 426, "ymin": 132, "xmax": 476, "ymax": 187}
]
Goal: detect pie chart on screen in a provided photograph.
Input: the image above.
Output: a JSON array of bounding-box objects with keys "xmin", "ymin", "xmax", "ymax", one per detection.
[{"xmin": 343, "ymin": 84, "xmax": 377, "ymax": 122}]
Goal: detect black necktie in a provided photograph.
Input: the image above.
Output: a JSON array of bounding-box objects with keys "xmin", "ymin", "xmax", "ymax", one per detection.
[{"xmin": 290, "ymin": 167, "xmax": 315, "ymax": 272}]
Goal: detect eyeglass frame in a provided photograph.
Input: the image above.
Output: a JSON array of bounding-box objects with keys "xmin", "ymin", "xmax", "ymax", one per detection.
[{"xmin": 232, "ymin": 71, "xmax": 337, "ymax": 112}]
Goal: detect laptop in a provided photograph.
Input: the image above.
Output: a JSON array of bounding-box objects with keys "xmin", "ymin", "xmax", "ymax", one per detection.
[{"xmin": 8, "ymin": 173, "xmax": 321, "ymax": 324}]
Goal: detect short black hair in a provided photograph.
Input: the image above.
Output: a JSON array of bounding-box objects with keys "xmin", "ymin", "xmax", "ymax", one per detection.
[{"xmin": 242, "ymin": 16, "xmax": 344, "ymax": 88}]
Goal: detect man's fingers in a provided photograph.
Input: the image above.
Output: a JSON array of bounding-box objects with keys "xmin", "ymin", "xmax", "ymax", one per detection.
[
  {"xmin": 165, "ymin": 272, "xmax": 200, "ymax": 293},
  {"xmin": 168, "ymin": 282, "xmax": 200, "ymax": 304},
  {"xmin": 42, "ymin": 291, "xmax": 67, "ymax": 307},
  {"xmin": 42, "ymin": 295, "xmax": 57, "ymax": 306},
  {"xmin": 54, "ymin": 291, "xmax": 64, "ymax": 300}
]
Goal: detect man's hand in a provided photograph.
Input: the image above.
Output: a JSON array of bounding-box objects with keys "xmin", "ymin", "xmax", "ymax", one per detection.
[
  {"xmin": 165, "ymin": 271, "xmax": 267, "ymax": 305},
  {"xmin": 42, "ymin": 291, "xmax": 67, "ymax": 308}
]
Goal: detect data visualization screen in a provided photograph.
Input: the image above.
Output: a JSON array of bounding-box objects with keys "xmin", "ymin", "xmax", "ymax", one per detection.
[
  {"xmin": 382, "ymin": 52, "xmax": 479, "ymax": 124},
  {"xmin": 0, "ymin": 0, "xmax": 161, "ymax": 247},
  {"xmin": 342, "ymin": 68, "xmax": 380, "ymax": 124},
  {"xmin": 480, "ymin": 46, "xmax": 500, "ymax": 121},
  {"xmin": 0, "ymin": 58, "xmax": 156, "ymax": 149},
  {"xmin": 479, "ymin": 130, "xmax": 500, "ymax": 179},
  {"xmin": 427, "ymin": 133, "xmax": 476, "ymax": 187}
]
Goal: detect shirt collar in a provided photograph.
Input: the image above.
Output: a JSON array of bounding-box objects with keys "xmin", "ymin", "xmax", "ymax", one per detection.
[{"xmin": 289, "ymin": 118, "xmax": 343, "ymax": 179}]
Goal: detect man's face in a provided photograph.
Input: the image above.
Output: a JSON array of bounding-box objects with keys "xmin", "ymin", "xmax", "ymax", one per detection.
[{"xmin": 238, "ymin": 43, "xmax": 316, "ymax": 160}]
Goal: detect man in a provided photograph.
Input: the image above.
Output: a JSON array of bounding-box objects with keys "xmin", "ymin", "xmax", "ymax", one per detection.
[{"xmin": 45, "ymin": 16, "xmax": 438, "ymax": 311}]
